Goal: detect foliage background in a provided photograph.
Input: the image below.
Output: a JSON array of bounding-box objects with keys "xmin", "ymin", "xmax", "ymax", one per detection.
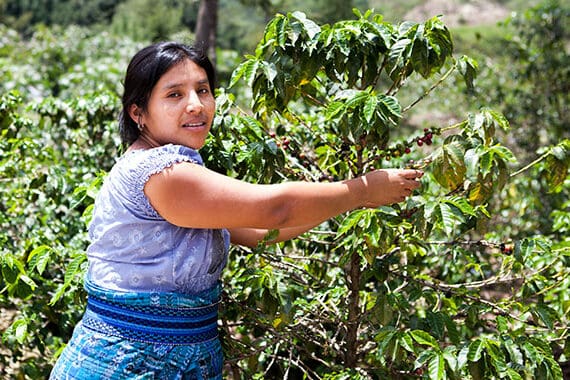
[{"xmin": 1, "ymin": 0, "xmax": 569, "ymax": 379}]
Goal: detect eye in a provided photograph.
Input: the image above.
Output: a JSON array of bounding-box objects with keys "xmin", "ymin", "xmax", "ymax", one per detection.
[
  {"xmin": 167, "ymin": 92, "xmax": 182, "ymax": 98},
  {"xmin": 198, "ymin": 87, "xmax": 211, "ymax": 95}
]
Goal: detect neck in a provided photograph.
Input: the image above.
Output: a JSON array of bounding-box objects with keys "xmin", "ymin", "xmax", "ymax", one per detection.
[{"xmin": 128, "ymin": 135, "xmax": 159, "ymax": 152}]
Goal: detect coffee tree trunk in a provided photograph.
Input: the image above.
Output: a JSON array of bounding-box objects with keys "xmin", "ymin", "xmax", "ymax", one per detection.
[
  {"xmin": 345, "ymin": 250, "xmax": 362, "ymax": 367},
  {"xmin": 195, "ymin": 0, "xmax": 218, "ymax": 69}
]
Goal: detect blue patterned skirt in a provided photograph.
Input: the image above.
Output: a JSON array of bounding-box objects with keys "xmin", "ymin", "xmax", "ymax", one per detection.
[{"xmin": 50, "ymin": 280, "xmax": 223, "ymax": 380}]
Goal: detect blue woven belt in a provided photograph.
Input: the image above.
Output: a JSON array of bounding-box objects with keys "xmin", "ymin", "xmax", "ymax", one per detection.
[{"xmin": 82, "ymin": 295, "xmax": 219, "ymax": 345}]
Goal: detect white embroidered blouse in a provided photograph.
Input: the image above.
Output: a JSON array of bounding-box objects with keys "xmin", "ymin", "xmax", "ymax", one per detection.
[{"xmin": 86, "ymin": 144, "xmax": 229, "ymax": 295}]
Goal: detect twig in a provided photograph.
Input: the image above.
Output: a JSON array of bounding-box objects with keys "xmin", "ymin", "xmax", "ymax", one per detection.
[
  {"xmin": 510, "ymin": 151, "xmax": 550, "ymax": 178},
  {"xmin": 402, "ymin": 62, "xmax": 458, "ymax": 113},
  {"xmin": 264, "ymin": 342, "xmax": 281, "ymax": 377}
]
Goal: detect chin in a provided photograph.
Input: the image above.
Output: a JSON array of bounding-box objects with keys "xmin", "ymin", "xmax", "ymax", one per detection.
[{"xmin": 188, "ymin": 141, "xmax": 207, "ymax": 150}]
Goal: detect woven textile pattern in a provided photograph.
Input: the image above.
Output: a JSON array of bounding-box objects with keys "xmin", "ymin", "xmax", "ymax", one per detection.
[{"xmin": 49, "ymin": 281, "xmax": 223, "ymax": 379}]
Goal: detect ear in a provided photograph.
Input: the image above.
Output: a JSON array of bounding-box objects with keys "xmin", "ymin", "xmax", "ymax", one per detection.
[{"xmin": 128, "ymin": 104, "xmax": 142, "ymax": 125}]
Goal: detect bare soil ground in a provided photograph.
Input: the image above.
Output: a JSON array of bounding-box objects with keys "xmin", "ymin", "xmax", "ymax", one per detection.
[{"xmin": 403, "ymin": 0, "xmax": 511, "ymax": 26}]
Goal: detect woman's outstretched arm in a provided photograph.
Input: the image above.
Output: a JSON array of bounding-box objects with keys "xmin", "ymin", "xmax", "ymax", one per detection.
[{"xmin": 144, "ymin": 162, "xmax": 422, "ymax": 233}]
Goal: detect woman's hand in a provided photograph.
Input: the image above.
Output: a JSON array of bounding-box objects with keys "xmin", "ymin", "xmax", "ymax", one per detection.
[{"xmin": 356, "ymin": 169, "xmax": 423, "ymax": 208}]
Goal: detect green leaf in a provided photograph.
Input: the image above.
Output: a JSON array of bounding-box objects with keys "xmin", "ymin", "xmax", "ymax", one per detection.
[
  {"xmin": 4, "ymin": 318, "xmax": 28, "ymax": 344},
  {"xmin": 64, "ymin": 254, "xmax": 87, "ymax": 285},
  {"xmin": 410, "ymin": 330, "xmax": 439, "ymax": 349},
  {"xmin": 27, "ymin": 245, "xmax": 52, "ymax": 275},
  {"xmin": 438, "ymin": 202, "xmax": 463, "ymax": 236},
  {"xmin": 376, "ymin": 94, "xmax": 402, "ymax": 125},
  {"xmin": 425, "ymin": 16, "xmax": 453, "ymax": 56},
  {"xmin": 414, "ymin": 349, "xmax": 435, "ymax": 370},
  {"xmin": 484, "ymin": 338, "xmax": 508, "ymax": 374},
  {"xmin": 274, "ymin": 16, "xmax": 288, "ymax": 47},
  {"xmin": 291, "ymin": 11, "xmax": 321, "ymax": 39},
  {"xmin": 468, "ymin": 339, "xmax": 484, "ymax": 362},
  {"xmin": 444, "ymin": 197, "xmax": 475, "ymax": 216},
  {"xmin": 325, "ymin": 101, "xmax": 346, "ymax": 121},
  {"xmin": 241, "ymin": 116, "xmax": 264, "ymax": 139},
  {"xmin": 550, "ymin": 140, "xmax": 570, "ymax": 161},
  {"xmin": 363, "ymin": 95, "xmax": 377, "ymax": 123},
  {"xmin": 229, "ymin": 58, "xmax": 260, "ymax": 88},
  {"xmin": 442, "ymin": 346, "xmax": 457, "ymax": 373},
  {"xmin": 443, "ymin": 314, "xmax": 461, "ymax": 345},
  {"xmin": 514, "ymin": 238, "xmax": 535, "ymax": 264},
  {"xmin": 428, "ymin": 353, "xmax": 445, "ymax": 380},
  {"xmin": 18, "ymin": 274, "xmax": 36, "ymax": 290},
  {"xmin": 522, "ymin": 341, "xmax": 541, "ymax": 364},
  {"xmin": 432, "ymin": 141, "xmax": 466, "ymax": 190},
  {"xmin": 2, "ymin": 255, "xmax": 21, "ymax": 284},
  {"xmin": 261, "ymin": 61, "xmax": 278, "ymax": 84},
  {"xmin": 457, "ymin": 55, "xmax": 478, "ymax": 91},
  {"xmin": 503, "ymin": 336, "xmax": 524, "ymax": 366},
  {"xmin": 457, "ymin": 346, "xmax": 469, "ymax": 369},
  {"xmin": 483, "ymin": 108, "xmax": 510, "ymax": 132},
  {"xmin": 399, "ymin": 331, "xmax": 416, "ymax": 354},
  {"xmin": 489, "ymin": 144, "xmax": 516, "ymax": 162},
  {"xmin": 469, "ymin": 183, "xmax": 493, "ymax": 207},
  {"xmin": 375, "ymin": 328, "xmax": 397, "ymax": 354},
  {"xmin": 464, "ymin": 148, "xmax": 479, "ymax": 178},
  {"xmin": 387, "ymin": 38, "xmax": 412, "ymax": 79},
  {"xmin": 410, "ymin": 26, "xmax": 430, "ymax": 78},
  {"xmin": 506, "ymin": 368, "xmax": 524, "ymax": 380},
  {"xmin": 338, "ymin": 210, "xmax": 368, "ymax": 235},
  {"xmin": 426, "ymin": 311, "xmax": 445, "ymax": 339},
  {"xmin": 533, "ymin": 304, "xmax": 556, "ymax": 330},
  {"xmin": 544, "ymin": 153, "xmax": 569, "ymax": 191},
  {"xmin": 340, "ymin": 89, "xmax": 369, "ymax": 109}
]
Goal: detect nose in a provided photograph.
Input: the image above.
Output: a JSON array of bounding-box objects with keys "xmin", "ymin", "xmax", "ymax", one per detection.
[{"xmin": 186, "ymin": 92, "xmax": 204, "ymax": 114}]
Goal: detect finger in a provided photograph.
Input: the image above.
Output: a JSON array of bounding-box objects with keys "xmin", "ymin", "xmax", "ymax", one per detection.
[
  {"xmin": 405, "ymin": 178, "xmax": 422, "ymax": 190},
  {"xmin": 395, "ymin": 195, "xmax": 407, "ymax": 203},
  {"xmin": 402, "ymin": 169, "xmax": 424, "ymax": 179}
]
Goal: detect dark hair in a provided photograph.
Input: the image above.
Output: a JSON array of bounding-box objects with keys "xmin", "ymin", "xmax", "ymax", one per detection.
[{"xmin": 119, "ymin": 41, "xmax": 216, "ymax": 145}]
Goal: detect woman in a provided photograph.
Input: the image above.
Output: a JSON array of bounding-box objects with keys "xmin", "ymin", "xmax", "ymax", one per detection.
[{"xmin": 50, "ymin": 41, "xmax": 423, "ymax": 379}]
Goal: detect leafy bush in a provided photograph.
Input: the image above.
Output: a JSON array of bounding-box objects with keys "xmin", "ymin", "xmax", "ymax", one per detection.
[
  {"xmin": 214, "ymin": 9, "xmax": 569, "ymax": 379},
  {"xmin": 0, "ymin": 27, "xmax": 130, "ymax": 377}
]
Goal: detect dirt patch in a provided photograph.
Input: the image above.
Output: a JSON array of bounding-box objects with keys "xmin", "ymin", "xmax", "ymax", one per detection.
[{"xmin": 403, "ymin": 0, "xmax": 511, "ymax": 27}]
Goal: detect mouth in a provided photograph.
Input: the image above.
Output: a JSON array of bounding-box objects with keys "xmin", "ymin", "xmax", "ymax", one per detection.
[{"xmin": 182, "ymin": 121, "xmax": 207, "ymax": 129}]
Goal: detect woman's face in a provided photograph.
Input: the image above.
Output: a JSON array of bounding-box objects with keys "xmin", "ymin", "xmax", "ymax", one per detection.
[{"xmin": 134, "ymin": 58, "xmax": 215, "ymax": 150}]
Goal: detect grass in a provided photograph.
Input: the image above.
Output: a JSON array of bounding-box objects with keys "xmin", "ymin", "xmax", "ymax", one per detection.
[{"xmin": 452, "ymin": 23, "xmax": 511, "ymax": 57}]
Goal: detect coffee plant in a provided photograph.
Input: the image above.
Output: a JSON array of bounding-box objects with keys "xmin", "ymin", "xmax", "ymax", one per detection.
[
  {"xmin": 209, "ymin": 9, "xmax": 569, "ymax": 379},
  {"xmin": 1, "ymin": 6, "xmax": 569, "ymax": 380}
]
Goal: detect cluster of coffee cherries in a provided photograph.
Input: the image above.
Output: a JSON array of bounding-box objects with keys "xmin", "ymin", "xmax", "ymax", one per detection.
[
  {"xmin": 269, "ymin": 132, "xmax": 291, "ymax": 149},
  {"xmin": 499, "ymin": 243, "xmax": 514, "ymax": 255},
  {"xmin": 383, "ymin": 127, "xmax": 438, "ymax": 161},
  {"xmin": 416, "ymin": 128, "xmax": 434, "ymax": 146}
]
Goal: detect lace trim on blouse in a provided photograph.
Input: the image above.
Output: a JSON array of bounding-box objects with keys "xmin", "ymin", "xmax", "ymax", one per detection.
[{"xmin": 119, "ymin": 144, "xmax": 203, "ymax": 219}]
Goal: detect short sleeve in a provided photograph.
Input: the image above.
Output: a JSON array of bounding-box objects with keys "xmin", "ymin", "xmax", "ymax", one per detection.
[
  {"xmin": 86, "ymin": 144, "xmax": 228, "ymax": 294},
  {"xmin": 112, "ymin": 144, "xmax": 203, "ymax": 219}
]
